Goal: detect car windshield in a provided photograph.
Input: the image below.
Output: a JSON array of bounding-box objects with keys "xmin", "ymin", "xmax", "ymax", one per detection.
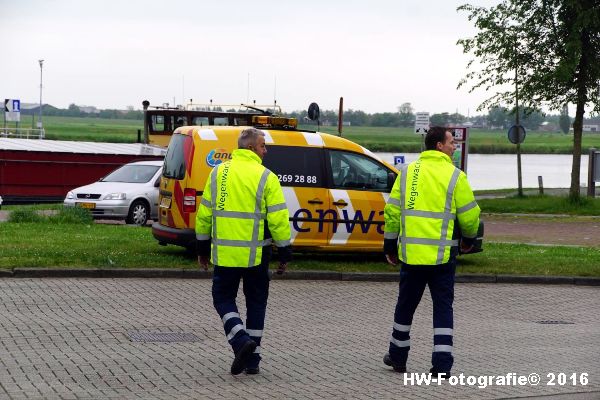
[{"xmin": 100, "ymin": 165, "xmax": 160, "ymax": 183}]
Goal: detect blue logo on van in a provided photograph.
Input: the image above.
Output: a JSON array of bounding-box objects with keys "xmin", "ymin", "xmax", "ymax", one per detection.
[{"xmin": 206, "ymin": 148, "xmax": 232, "ymax": 167}]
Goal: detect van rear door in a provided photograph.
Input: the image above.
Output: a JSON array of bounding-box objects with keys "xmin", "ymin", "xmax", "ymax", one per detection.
[{"xmin": 158, "ymin": 133, "xmax": 195, "ymax": 229}]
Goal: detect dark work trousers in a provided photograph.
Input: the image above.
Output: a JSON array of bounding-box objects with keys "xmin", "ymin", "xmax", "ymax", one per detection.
[
  {"xmin": 212, "ymin": 260, "xmax": 270, "ymax": 369},
  {"xmin": 388, "ymin": 260, "xmax": 456, "ymax": 372}
]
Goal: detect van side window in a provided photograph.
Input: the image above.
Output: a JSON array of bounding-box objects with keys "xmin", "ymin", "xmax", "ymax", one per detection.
[
  {"xmin": 163, "ymin": 134, "xmax": 191, "ymax": 180},
  {"xmin": 328, "ymin": 150, "xmax": 391, "ymax": 191},
  {"xmin": 263, "ymin": 146, "xmax": 324, "ymax": 187}
]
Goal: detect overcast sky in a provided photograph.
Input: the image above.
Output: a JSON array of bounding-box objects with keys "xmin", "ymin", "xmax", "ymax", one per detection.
[{"xmin": 1, "ymin": 0, "xmax": 498, "ymax": 115}]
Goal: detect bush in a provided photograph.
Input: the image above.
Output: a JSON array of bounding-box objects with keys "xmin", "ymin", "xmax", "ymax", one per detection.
[
  {"xmin": 8, "ymin": 209, "xmax": 44, "ymax": 223},
  {"xmin": 49, "ymin": 206, "xmax": 93, "ymax": 224}
]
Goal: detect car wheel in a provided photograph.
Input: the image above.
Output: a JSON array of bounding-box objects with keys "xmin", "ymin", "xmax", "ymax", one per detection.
[{"xmin": 126, "ymin": 200, "xmax": 149, "ymax": 226}]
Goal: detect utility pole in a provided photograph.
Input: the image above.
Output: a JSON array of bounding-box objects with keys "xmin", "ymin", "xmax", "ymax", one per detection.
[{"xmin": 38, "ymin": 59, "xmax": 44, "ymax": 131}]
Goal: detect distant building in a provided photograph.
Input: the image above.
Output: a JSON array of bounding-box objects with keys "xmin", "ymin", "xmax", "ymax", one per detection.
[
  {"xmin": 20, "ymin": 103, "xmax": 43, "ymax": 112},
  {"xmin": 539, "ymin": 121, "xmax": 558, "ymax": 132},
  {"xmin": 19, "ymin": 103, "xmax": 53, "ymax": 115},
  {"xmin": 583, "ymin": 118, "xmax": 600, "ymax": 132},
  {"xmin": 77, "ymin": 105, "xmax": 99, "ymax": 114}
]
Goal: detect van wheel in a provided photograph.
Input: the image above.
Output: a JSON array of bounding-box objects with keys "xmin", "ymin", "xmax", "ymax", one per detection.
[{"xmin": 126, "ymin": 200, "xmax": 149, "ymax": 226}]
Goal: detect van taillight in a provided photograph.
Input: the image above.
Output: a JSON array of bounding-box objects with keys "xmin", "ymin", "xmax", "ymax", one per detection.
[{"xmin": 183, "ymin": 188, "xmax": 196, "ymax": 212}]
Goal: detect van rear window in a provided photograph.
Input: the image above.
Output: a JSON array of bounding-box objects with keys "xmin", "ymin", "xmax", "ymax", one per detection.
[
  {"xmin": 163, "ymin": 134, "xmax": 191, "ymax": 180},
  {"xmin": 263, "ymin": 146, "xmax": 324, "ymax": 187}
]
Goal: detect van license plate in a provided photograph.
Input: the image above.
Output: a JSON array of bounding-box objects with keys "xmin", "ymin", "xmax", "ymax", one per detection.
[
  {"xmin": 160, "ymin": 197, "xmax": 172, "ymax": 208},
  {"xmin": 77, "ymin": 202, "xmax": 96, "ymax": 209}
]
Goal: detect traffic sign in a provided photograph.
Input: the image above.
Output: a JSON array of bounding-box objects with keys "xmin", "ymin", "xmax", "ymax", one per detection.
[
  {"xmin": 4, "ymin": 99, "xmax": 20, "ymax": 112},
  {"xmin": 508, "ymin": 124, "xmax": 526, "ymax": 144},
  {"xmin": 393, "ymin": 155, "xmax": 405, "ymax": 166},
  {"xmin": 414, "ymin": 112, "xmax": 430, "ymax": 134},
  {"xmin": 4, "ymin": 99, "xmax": 21, "ymax": 122}
]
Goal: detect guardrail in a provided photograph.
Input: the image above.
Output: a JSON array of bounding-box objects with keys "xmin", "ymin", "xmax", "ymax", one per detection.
[{"xmin": 0, "ymin": 128, "xmax": 46, "ymax": 139}]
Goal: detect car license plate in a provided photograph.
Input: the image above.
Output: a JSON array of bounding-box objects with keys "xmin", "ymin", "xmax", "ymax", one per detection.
[
  {"xmin": 160, "ymin": 197, "xmax": 172, "ymax": 208},
  {"xmin": 77, "ymin": 202, "xmax": 96, "ymax": 209}
]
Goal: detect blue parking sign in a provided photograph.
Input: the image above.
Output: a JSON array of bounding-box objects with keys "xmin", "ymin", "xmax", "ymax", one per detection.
[{"xmin": 393, "ymin": 155, "xmax": 405, "ymax": 166}]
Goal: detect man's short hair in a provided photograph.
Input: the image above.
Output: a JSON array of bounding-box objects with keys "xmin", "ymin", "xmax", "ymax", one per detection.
[
  {"xmin": 425, "ymin": 126, "xmax": 449, "ymax": 150},
  {"xmin": 238, "ymin": 128, "xmax": 264, "ymax": 149}
]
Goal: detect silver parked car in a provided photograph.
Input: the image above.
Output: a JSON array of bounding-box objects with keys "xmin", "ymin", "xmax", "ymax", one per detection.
[{"xmin": 64, "ymin": 160, "xmax": 163, "ymax": 226}]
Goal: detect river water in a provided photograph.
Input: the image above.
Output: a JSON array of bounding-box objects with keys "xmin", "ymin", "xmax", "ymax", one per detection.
[{"xmin": 376, "ymin": 152, "xmax": 589, "ymax": 191}]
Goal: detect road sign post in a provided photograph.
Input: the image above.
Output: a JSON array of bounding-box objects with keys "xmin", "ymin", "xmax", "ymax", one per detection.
[{"xmin": 508, "ymin": 124, "xmax": 526, "ymax": 197}]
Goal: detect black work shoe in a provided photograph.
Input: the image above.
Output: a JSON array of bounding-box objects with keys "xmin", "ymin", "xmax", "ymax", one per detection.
[
  {"xmin": 231, "ymin": 340, "xmax": 257, "ymax": 375},
  {"xmin": 383, "ymin": 353, "xmax": 407, "ymax": 373},
  {"xmin": 245, "ymin": 367, "xmax": 260, "ymax": 375},
  {"xmin": 430, "ymin": 367, "xmax": 451, "ymax": 379}
]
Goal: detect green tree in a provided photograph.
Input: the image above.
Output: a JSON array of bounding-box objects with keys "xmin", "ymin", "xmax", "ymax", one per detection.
[
  {"xmin": 559, "ymin": 104, "xmax": 571, "ymax": 134},
  {"xmin": 448, "ymin": 112, "xmax": 466, "ymax": 125},
  {"xmin": 397, "ymin": 102, "xmax": 414, "ymax": 127},
  {"xmin": 371, "ymin": 112, "xmax": 400, "ymax": 127},
  {"xmin": 99, "ymin": 109, "xmax": 118, "ymax": 119},
  {"xmin": 517, "ymin": 108, "xmax": 545, "ymax": 131},
  {"xmin": 430, "ymin": 112, "xmax": 450, "ymax": 126},
  {"xmin": 487, "ymin": 106, "xmax": 510, "ymax": 129},
  {"xmin": 345, "ymin": 109, "xmax": 370, "ymax": 126},
  {"xmin": 66, "ymin": 104, "xmax": 82, "ymax": 117},
  {"xmin": 458, "ymin": 0, "xmax": 600, "ymax": 200}
]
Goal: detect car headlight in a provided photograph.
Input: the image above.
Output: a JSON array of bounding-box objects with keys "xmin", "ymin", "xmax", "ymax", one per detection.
[
  {"xmin": 66, "ymin": 191, "xmax": 74, "ymax": 200},
  {"xmin": 104, "ymin": 193, "xmax": 126, "ymax": 200}
]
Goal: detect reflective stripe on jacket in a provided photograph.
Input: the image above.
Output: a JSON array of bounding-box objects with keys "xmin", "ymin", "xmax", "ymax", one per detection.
[
  {"xmin": 195, "ymin": 149, "xmax": 291, "ymax": 267},
  {"xmin": 384, "ymin": 150, "xmax": 480, "ymax": 265}
]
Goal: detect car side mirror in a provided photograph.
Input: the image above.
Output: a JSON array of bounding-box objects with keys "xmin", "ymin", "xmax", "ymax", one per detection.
[
  {"xmin": 387, "ymin": 172, "xmax": 396, "ymax": 190},
  {"xmin": 154, "ymin": 178, "xmax": 161, "ymax": 188}
]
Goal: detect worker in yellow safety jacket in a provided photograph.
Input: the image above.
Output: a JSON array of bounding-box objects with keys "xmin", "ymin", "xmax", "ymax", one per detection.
[
  {"xmin": 382, "ymin": 126, "xmax": 480, "ymax": 378},
  {"xmin": 196, "ymin": 128, "xmax": 292, "ymax": 376}
]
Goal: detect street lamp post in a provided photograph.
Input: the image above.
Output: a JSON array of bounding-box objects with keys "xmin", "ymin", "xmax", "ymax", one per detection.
[{"xmin": 38, "ymin": 59, "xmax": 44, "ymax": 132}]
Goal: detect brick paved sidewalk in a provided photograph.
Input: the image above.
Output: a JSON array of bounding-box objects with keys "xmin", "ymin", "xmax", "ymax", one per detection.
[{"xmin": 0, "ymin": 279, "xmax": 597, "ymax": 400}]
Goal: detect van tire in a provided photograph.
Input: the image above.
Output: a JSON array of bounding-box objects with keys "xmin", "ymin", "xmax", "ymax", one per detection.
[{"xmin": 126, "ymin": 200, "xmax": 149, "ymax": 226}]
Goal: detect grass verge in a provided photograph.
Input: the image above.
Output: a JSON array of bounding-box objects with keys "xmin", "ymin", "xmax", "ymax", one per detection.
[
  {"xmin": 478, "ymin": 194, "xmax": 600, "ymax": 215},
  {"xmin": 0, "ymin": 221, "xmax": 598, "ymax": 276}
]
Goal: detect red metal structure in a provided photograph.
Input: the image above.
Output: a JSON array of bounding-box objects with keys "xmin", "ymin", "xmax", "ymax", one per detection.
[{"xmin": 0, "ymin": 139, "xmax": 165, "ymax": 204}]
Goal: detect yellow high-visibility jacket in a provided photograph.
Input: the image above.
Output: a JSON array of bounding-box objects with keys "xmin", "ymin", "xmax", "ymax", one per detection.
[
  {"xmin": 195, "ymin": 149, "xmax": 291, "ymax": 267},
  {"xmin": 384, "ymin": 150, "xmax": 480, "ymax": 265}
]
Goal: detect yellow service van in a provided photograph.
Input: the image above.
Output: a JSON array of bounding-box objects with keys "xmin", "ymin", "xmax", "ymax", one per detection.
[{"xmin": 151, "ymin": 116, "xmax": 398, "ymax": 252}]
